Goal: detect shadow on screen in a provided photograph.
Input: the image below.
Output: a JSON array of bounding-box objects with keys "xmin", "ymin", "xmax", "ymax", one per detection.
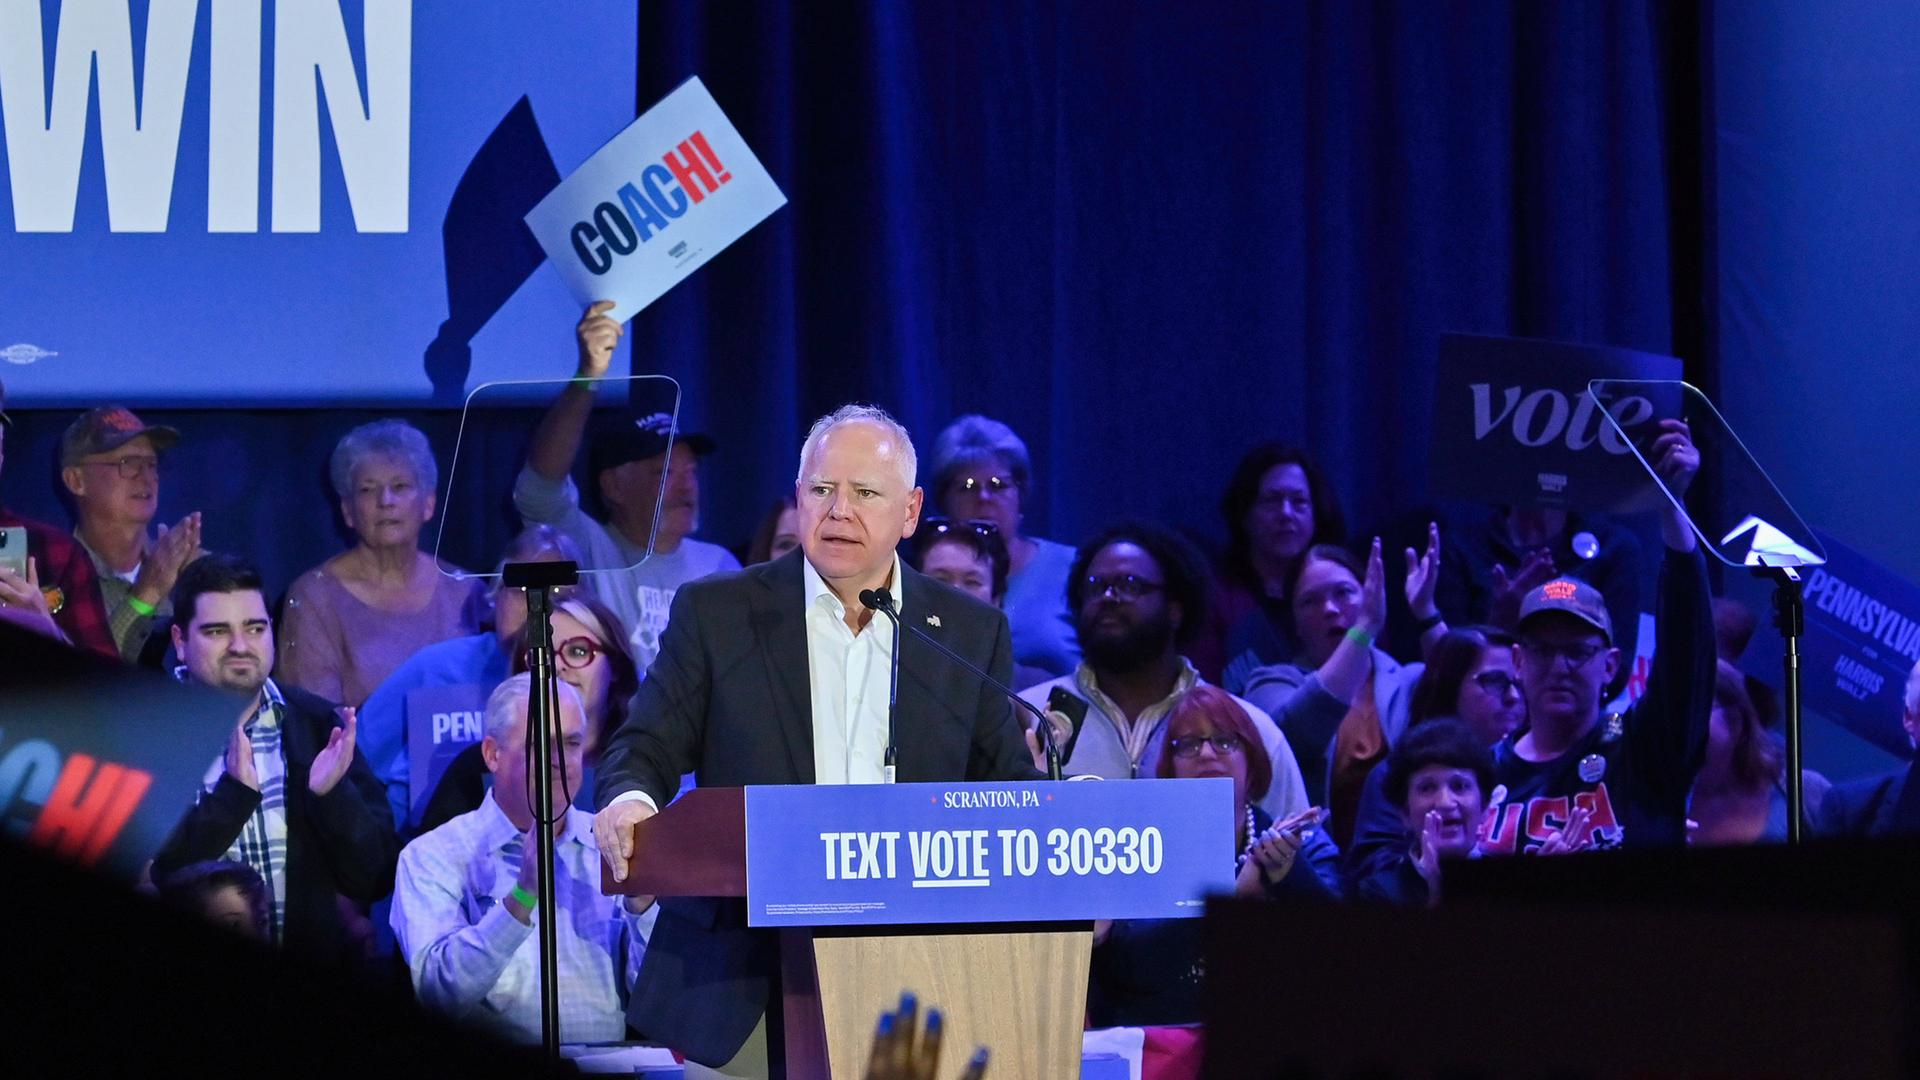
[{"xmin": 425, "ymin": 96, "xmax": 563, "ymax": 404}]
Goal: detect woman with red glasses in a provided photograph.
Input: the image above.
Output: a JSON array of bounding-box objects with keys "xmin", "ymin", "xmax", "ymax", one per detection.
[
  {"xmin": 417, "ymin": 594, "xmax": 638, "ymax": 833},
  {"xmin": 511, "ymin": 594, "xmax": 641, "ymax": 759}
]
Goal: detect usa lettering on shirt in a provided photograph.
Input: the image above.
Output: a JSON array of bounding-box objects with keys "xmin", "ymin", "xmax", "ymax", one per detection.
[{"xmin": 1478, "ymin": 783, "xmax": 1622, "ymax": 854}]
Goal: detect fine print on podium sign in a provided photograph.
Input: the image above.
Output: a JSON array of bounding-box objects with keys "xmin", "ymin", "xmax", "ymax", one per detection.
[
  {"xmin": 743, "ymin": 779, "xmax": 1235, "ymax": 928},
  {"xmin": 524, "ymin": 76, "xmax": 788, "ymax": 322}
]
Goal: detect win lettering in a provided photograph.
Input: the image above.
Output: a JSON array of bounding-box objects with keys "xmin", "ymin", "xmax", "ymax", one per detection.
[{"xmin": 0, "ymin": 0, "xmax": 412, "ymax": 233}]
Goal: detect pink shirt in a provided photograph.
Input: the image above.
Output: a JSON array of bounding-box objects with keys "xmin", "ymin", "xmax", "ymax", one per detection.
[{"xmin": 277, "ymin": 564, "xmax": 487, "ymax": 707}]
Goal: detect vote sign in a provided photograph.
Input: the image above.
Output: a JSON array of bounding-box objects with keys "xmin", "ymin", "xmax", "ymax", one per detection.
[
  {"xmin": 743, "ymin": 779, "xmax": 1235, "ymax": 928},
  {"xmin": 524, "ymin": 76, "xmax": 787, "ymax": 322},
  {"xmin": 1429, "ymin": 333, "xmax": 1683, "ymax": 511}
]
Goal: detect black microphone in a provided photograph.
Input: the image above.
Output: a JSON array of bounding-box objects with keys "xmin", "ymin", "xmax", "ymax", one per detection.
[
  {"xmin": 860, "ymin": 587, "xmax": 1064, "ymax": 781},
  {"xmin": 859, "ymin": 588, "xmax": 904, "ymax": 783}
]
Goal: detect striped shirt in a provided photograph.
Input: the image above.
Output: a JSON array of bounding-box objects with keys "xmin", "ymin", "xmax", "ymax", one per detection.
[{"xmin": 196, "ymin": 677, "xmax": 291, "ymax": 943}]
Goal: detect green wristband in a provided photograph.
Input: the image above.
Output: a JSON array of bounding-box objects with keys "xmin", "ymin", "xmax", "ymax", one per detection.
[
  {"xmin": 126, "ymin": 594, "xmax": 157, "ymax": 617},
  {"xmin": 1344, "ymin": 625, "xmax": 1375, "ymax": 649},
  {"xmin": 508, "ymin": 884, "xmax": 538, "ymax": 910}
]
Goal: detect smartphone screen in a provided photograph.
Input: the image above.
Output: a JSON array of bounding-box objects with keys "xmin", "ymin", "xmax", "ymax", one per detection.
[
  {"xmin": 0, "ymin": 526, "xmax": 29, "ymax": 580},
  {"xmin": 1045, "ymin": 686, "xmax": 1089, "ymax": 765}
]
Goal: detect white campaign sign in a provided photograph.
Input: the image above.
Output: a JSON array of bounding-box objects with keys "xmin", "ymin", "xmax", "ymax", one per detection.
[{"xmin": 524, "ymin": 77, "xmax": 786, "ymax": 321}]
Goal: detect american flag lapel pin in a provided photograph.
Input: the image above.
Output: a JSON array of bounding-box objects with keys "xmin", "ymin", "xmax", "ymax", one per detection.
[{"xmin": 926, "ymin": 614, "xmax": 942, "ymax": 628}]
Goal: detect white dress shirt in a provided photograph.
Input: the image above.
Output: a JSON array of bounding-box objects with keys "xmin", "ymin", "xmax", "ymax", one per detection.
[
  {"xmin": 608, "ymin": 554, "xmax": 906, "ymax": 809},
  {"xmin": 391, "ymin": 791, "xmax": 656, "ymax": 1044},
  {"xmin": 802, "ymin": 554, "xmax": 903, "ymax": 785}
]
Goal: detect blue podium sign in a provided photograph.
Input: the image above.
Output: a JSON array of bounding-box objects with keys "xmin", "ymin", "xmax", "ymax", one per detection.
[{"xmin": 743, "ymin": 778, "xmax": 1234, "ymax": 928}]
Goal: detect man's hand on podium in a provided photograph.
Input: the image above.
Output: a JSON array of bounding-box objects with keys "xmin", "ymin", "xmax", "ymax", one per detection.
[{"xmin": 593, "ymin": 798, "xmax": 656, "ymax": 883}]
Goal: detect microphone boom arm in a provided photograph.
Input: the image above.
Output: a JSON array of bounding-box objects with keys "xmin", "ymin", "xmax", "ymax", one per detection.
[{"xmin": 861, "ymin": 587, "xmax": 1063, "ymax": 781}]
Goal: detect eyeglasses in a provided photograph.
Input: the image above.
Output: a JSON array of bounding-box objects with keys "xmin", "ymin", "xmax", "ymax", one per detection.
[
  {"xmin": 949, "ymin": 475, "xmax": 1017, "ymax": 496},
  {"xmin": 922, "ymin": 517, "xmax": 1000, "ymax": 538},
  {"xmin": 1083, "ymin": 574, "xmax": 1164, "ymax": 601},
  {"xmin": 554, "ymin": 636, "xmax": 603, "ymax": 671},
  {"xmin": 1170, "ymin": 733, "xmax": 1245, "ymax": 758},
  {"xmin": 1518, "ymin": 640, "xmax": 1606, "ymax": 668},
  {"xmin": 1470, "ymin": 671, "xmax": 1523, "ymax": 697},
  {"xmin": 78, "ymin": 455, "xmax": 160, "ymax": 479}
]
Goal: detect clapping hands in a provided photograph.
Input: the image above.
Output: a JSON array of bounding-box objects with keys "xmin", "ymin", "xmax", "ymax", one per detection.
[
  {"xmin": 1234, "ymin": 807, "xmax": 1327, "ymax": 896},
  {"xmin": 307, "ymin": 706, "xmax": 358, "ymax": 796},
  {"xmin": 1403, "ymin": 521, "xmax": 1442, "ymax": 623},
  {"xmin": 1489, "ymin": 548, "xmax": 1558, "ymax": 629}
]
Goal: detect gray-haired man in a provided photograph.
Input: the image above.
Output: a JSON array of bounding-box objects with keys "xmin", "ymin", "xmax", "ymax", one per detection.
[
  {"xmin": 590, "ymin": 403, "xmax": 1046, "ymax": 1077},
  {"xmin": 512, "ymin": 302, "xmax": 739, "ymax": 671},
  {"xmin": 59, "ymin": 405, "xmax": 202, "ymax": 665}
]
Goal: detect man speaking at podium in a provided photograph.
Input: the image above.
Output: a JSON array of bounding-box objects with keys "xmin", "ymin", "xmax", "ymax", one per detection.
[{"xmin": 593, "ymin": 403, "xmax": 1044, "ymax": 1077}]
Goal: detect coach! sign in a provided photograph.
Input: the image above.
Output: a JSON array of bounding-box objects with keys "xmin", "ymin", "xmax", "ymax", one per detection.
[{"xmin": 525, "ymin": 76, "xmax": 787, "ymax": 321}]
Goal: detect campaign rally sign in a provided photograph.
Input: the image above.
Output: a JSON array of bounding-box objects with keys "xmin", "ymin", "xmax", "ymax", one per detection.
[
  {"xmin": 1743, "ymin": 530, "xmax": 1920, "ymax": 757},
  {"xmin": 1, "ymin": 2, "xmax": 638, "ymax": 404},
  {"xmin": 524, "ymin": 77, "xmax": 787, "ymax": 322},
  {"xmin": 1429, "ymin": 334, "xmax": 1683, "ymax": 511},
  {"xmin": 404, "ymin": 683, "xmax": 492, "ymax": 826},
  {"xmin": 744, "ymin": 778, "xmax": 1234, "ymax": 928},
  {"xmin": 1, "ymin": 623, "xmax": 236, "ymax": 882}
]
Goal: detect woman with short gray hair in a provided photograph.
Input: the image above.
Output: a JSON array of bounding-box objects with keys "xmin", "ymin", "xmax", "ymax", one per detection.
[
  {"xmin": 928, "ymin": 414, "xmax": 1079, "ymax": 677},
  {"xmin": 279, "ymin": 419, "xmax": 486, "ymax": 708}
]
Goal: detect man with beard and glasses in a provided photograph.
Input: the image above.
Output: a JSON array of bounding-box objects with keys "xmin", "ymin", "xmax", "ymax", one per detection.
[
  {"xmin": 151, "ymin": 554, "xmax": 398, "ymax": 964},
  {"xmin": 1019, "ymin": 522, "xmax": 1310, "ymax": 823},
  {"xmin": 513, "ymin": 302, "xmax": 739, "ymax": 672}
]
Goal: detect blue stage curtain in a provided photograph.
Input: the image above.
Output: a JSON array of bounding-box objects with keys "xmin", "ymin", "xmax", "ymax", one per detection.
[{"xmin": 630, "ymin": 0, "xmax": 1693, "ymax": 551}]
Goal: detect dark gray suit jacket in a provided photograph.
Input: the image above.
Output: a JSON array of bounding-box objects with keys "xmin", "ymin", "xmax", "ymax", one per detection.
[
  {"xmin": 152, "ymin": 685, "xmax": 398, "ymax": 963},
  {"xmin": 1815, "ymin": 762, "xmax": 1915, "ymax": 839},
  {"xmin": 595, "ymin": 549, "xmax": 1041, "ymax": 1066}
]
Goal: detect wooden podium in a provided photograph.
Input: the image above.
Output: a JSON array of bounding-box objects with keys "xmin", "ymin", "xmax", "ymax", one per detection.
[{"xmin": 607, "ymin": 786, "xmax": 1093, "ymax": 1078}]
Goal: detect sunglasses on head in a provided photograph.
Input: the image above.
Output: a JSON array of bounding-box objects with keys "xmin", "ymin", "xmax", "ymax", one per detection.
[
  {"xmin": 948, "ymin": 474, "xmax": 1016, "ymax": 495},
  {"xmin": 922, "ymin": 517, "xmax": 1000, "ymax": 537}
]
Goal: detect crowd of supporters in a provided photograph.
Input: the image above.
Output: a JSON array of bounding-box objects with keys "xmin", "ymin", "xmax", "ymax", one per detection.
[{"xmin": 1, "ymin": 304, "xmax": 1910, "ymax": 1045}]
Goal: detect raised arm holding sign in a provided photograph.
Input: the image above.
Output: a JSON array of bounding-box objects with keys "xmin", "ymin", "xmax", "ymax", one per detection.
[{"xmin": 524, "ymin": 77, "xmax": 787, "ymax": 322}]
